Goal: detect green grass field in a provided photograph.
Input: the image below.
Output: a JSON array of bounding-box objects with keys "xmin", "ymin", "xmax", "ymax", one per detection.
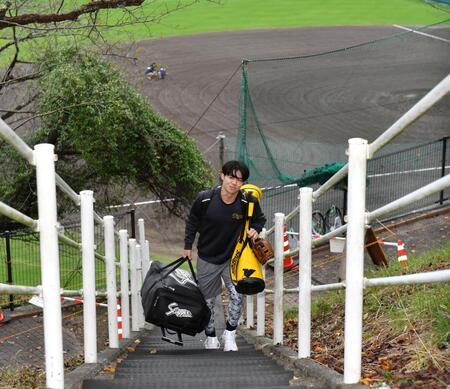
[
  {"xmin": 1, "ymin": 0, "xmax": 448, "ymax": 67},
  {"xmin": 104, "ymin": 0, "xmax": 449, "ymax": 42}
]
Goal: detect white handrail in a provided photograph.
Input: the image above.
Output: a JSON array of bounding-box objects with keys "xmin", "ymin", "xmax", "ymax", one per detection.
[
  {"xmin": 368, "ymin": 74, "xmax": 450, "ymax": 157},
  {"xmin": 0, "ymin": 201, "xmax": 38, "ymax": 230},
  {"xmin": 0, "ymin": 118, "xmax": 35, "ymax": 164},
  {"xmin": 365, "ymin": 269, "xmax": 450, "ymax": 287},
  {"xmin": 0, "ymin": 283, "xmax": 41, "ymax": 295},
  {"xmin": 368, "ymin": 174, "xmax": 450, "ymax": 222}
]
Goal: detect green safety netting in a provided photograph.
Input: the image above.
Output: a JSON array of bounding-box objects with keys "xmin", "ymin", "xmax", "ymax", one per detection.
[
  {"xmin": 293, "ymin": 162, "xmax": 346, "ymax": 188},
  {"xmin": 236, "ymin": 19, "xmax": 450, "ymax": 188}
]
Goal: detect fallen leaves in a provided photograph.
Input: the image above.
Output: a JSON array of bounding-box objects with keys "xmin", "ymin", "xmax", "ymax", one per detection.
[{"xmin": 103, "ymin": 365, "xmax": 116, "ymax": 373}]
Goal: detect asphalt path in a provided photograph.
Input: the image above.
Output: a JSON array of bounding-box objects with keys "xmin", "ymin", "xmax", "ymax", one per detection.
[{"xmin": 112, "ymin": 26, "xmax": 450, "ymax": 168}]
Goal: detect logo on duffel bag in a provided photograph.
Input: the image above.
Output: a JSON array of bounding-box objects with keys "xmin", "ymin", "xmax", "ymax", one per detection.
[
  {"xmin": 168, "ymin": 268, "xmax": 197, "ymax": 287},
  {"xmin": 165, "ymin": 302, "xmax": 193, "ymax": 318}
]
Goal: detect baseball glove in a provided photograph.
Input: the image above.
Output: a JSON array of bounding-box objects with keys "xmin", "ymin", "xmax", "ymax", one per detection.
[{"xmin": 252, "ymin": 237, "xmax": 274, "ymax": 265}]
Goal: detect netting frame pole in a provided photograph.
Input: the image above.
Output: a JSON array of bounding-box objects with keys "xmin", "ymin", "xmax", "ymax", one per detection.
[
  {"xmin": 273, "ymin": 212, "xmax": 285, "ymax": 345},
  {"xmin": 35, "ymin": 143, "xmax": 64, "ymax": 389},
  {"xmin": 104, "ymin": 215, "xmax": 119, "ymax": 349},
  {"xmin": 298, "ymin": 187, "xmax": 313, "ymax": 358},
  {"xmin": 440, "ymin": 136, "xmax": 448, "ymax": 205},
  {"xmin": 119, "ymin": 229, "xmax": 131, "ymax": 339},
  {"xmin": 236, "ymin": 62, "xmax": 249, "ymax": 160},
  {"xmin": 80, "ymin": 190, "xmax": 97, "ymax": 363},
  {"xmin": 343, "ymin": 138, "xmax": 368, "ymax": 384}
]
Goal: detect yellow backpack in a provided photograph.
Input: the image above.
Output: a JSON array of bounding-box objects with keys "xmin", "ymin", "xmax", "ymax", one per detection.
[{"xmin": 229, "ymin": 184, "xmax": 265, "ymax": 295}]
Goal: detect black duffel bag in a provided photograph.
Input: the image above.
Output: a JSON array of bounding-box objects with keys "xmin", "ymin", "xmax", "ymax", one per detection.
[{"xmin": 141, "ymin": 257, "xmax": 210, "ymax": 346}]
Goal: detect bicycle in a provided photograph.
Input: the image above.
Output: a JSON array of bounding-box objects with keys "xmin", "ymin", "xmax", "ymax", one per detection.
[
  {"xmin": 325, "ymin": 204, "xmax": 344, "ymax": 233},
  {"xmin": 312, "ymin": 210, "xmax": 326, "ymax": 235}
]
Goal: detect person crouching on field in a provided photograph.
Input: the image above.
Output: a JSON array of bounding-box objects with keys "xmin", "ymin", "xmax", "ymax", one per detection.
[{"xmin": 183, "ymin": 160, "xmax": 266, "ymax": 351}]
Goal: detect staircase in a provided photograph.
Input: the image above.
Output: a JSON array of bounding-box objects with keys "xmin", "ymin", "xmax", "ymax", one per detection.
[{"xmin": 81, "ymin": 328, "xmax": 311, "ymax": 389}]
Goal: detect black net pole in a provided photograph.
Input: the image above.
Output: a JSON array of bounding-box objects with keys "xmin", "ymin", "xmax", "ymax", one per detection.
[
  {"xmin": 5, "ymin": 232, "xmax": 14, "ymax": 311},
  {"xmin": 440, "ymin": 137, "xmax": 448, "ymax": 205},
  {"xmin": 129, "ymin": 209, "xmax": 136, "ymax": 239}
]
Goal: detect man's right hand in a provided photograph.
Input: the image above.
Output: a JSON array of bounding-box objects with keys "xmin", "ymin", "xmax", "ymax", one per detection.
[{"xmin": 183, "ymin": 249, "xmax": 192, "ymax": 260}]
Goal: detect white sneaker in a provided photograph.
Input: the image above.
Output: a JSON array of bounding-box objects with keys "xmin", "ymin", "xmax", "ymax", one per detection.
[
  {"xmin": 204, "ymin": 336, "xmax": 220, "ymax": 349},
  {"xmin": 222, "ymin": 330, "xmax": 238, "ymax": 352}
]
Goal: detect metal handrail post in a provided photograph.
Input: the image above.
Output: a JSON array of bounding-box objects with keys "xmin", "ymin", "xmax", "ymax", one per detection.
[
  {"xmin": 35, "ymin": 144, "xmax": 64, "ymax": 389},
  {"xmin": 80, "ymin": 191, "xmax": 97, "ymax": 363},
  {"xmin": 256, "ymin": 228, "xmax": 267, "ymax": 336},
  {"xmin": 256, "ymin": 265, "xmax": 266, "ymax": 336},
  {"xmin": 273, "ymin": 213, "xmax": 285, "ymax": 345},
  {"xmin": 298, "ymin": 187, "xmax": 313, "ymax": 358},
  {"xmin": 104, "ymin": 216, "xmax": 119, "ymax": 348},
  {"xmin": 246, "ymin": 295, "xmax": 254, "ymax": 328},
  {"xmin": 343, "ymin": 139, "xmax": 369, "ymax": 384},
  {"xmin": 135, "ymin": 244, "xmax": 145, "ymax": 328},
  {"xmin": 138, "ymin": 218, "xmax": 147, "ymax": 281},
  {"xmin": 129, "ymin": 239, "xmax": 140, "ymax": 332},
  {"xmin": 142, "ymin": 240, "xmax": 151, "ymax": 282},
  {"xmin": 119, "ymin": 230, "xmax": 131, "ymax": 339}
]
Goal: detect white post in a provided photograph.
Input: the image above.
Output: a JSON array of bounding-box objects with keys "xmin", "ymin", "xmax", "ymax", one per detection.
[
  {"xmin": 135, "ymin": 244, "xmax": 145, "ymax": 328},
  {"xmin": 119, "ymin": 230, "xmax": 131, "ymax": 339},
  {"xmin": 104, "ymin": 216, "xmax": 119, "ymax": 348},
  {"xmin": 298, "ymin": 187, "xmax": 313, "ymax": 358},
  {"xmin": 138, "ymin": 218, "xmax": 147, "ymax": 280},
  {"xmin": 343, "ymin": 138, "xmax": 368, "ymax": 384},
  {"xmin": 129, "ymin": 239, "xmax": 140, "ymax": 332},
  {"xmin": 80, "ymin": 190, "xmax": 97, "ymax": 363},
  {"xmin": 142, "ymin": 240, "xmax": 151, "ymax": 281},
  {"xmin": 35, "ymin": 144, "xmax": 64, "ymax": 389},
  {"xmin": 256, "ymin": 228, "xmax": 267, "ymax": 336},
  {"xmin": 273, "ymin": 213, "xmax": 285, "ymax": 345},
  {"xmin": 256, "ymin": 265, "xmax": 266, "ymax": 336},
  {"xmin": 246, "ymin": 295, "xmax": 254, "ymax": 328}
]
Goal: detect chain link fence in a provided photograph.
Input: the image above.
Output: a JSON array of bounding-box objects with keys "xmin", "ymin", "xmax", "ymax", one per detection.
[
  {"xmin": 261, "ymin": 137, "xmax": 449, "ymax": 232},
  {"xmin": 0, "ymin": 210, "xmax": 133, "ymax": 309}
]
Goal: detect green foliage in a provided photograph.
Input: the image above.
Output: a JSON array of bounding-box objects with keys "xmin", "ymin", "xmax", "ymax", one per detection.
[{"xmin": 0, "ymin": 47, "xmax": 214, "ymax": 224}]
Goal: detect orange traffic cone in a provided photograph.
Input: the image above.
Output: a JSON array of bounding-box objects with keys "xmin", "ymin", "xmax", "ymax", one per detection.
[
  {"xmin": 283, "ymin": 226, "xmax": 294, "ymax": 269},
  {"xmin": 117, "ymin": 298, "xmax": 123, "ymax": 341},
  {"xmin": 397, "ymin": 240, "xmax": 408, "ymax": 267}
]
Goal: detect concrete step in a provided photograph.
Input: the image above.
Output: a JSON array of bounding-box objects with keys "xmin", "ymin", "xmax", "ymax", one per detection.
[
  {"xmin": 82, "ymin": 376, "xmax": 293, "ymax": 389},
  {"xmin": 82, "ymin": 380, "xmax": 294, "ymax": 389},
  {"xmin": 117, "ymin": 358, "xmax": 281, "ymax": 368},
  {"xmin": 114, "ymin": 368, "xmax": 289, "ymax": 379}
]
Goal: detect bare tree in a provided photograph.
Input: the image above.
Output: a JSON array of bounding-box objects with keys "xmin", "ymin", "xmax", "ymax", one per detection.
[{"xmin": 0, "ymin": 0, "xmax": 203, "ymax": 126}]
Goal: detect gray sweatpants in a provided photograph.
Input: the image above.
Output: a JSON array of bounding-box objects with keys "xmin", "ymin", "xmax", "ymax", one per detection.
[{"xmin": 197, "ymin": 257, "xmax": 243, "ymax": 335}]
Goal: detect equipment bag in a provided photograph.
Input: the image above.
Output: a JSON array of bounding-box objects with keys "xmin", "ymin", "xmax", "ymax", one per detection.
[
  {"xmin": 141, "ymin": 257, "xmax": 211, "ymax": 346},
  {"xmin": 230, "ymin": 197, "xmax": 265, "ymax": 295}
]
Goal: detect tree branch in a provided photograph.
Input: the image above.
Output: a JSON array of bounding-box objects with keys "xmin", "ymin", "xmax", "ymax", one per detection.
[{"xmin": 0, "ymin": 0, "xmax": 146, "ymax": 30}]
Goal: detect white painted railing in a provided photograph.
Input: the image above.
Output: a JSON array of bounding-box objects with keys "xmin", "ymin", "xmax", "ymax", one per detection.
[
  {"xmin": 0, "ymin": 118, "xmax": 151, "ymax": 388},
  {"xmin": 249, "ymin": 73, "xmax": 450, "ymax": 384}
]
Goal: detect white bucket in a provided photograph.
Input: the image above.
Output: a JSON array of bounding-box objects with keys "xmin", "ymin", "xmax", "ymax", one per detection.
[{"xmin": 330, "ymin": 237, "xmax": 346, "ymax": 253}]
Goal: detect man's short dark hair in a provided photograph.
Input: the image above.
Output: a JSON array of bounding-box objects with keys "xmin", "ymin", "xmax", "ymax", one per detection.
[{"xmin": 222, "ymin": 160, "xmax": 250, "ymax": 181}]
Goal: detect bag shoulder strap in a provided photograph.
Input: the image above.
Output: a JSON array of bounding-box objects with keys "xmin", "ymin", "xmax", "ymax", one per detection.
[{"xmin": 200, "ymin": 186, "xmax": 219, "ymax": 219}]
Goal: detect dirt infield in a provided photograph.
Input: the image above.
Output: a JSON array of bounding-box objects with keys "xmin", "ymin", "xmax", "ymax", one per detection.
[{"xmin": 111, "ymin": 26, "xmax": 450, "ymax": 159}]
